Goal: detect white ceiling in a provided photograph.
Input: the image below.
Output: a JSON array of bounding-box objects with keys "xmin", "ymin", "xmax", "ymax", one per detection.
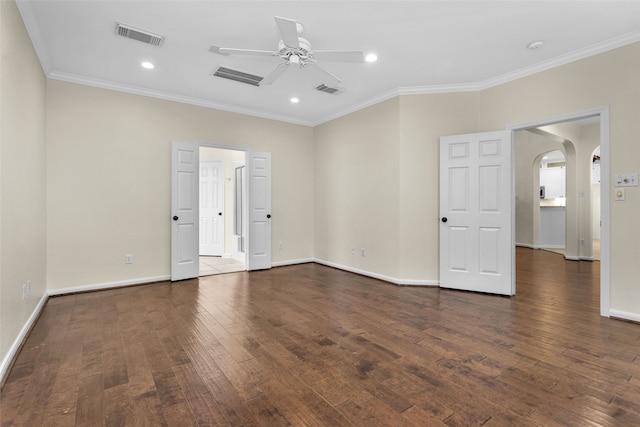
[{"xmin": 16, "ymin": 1, "xmax": 640, "ymax": 126}]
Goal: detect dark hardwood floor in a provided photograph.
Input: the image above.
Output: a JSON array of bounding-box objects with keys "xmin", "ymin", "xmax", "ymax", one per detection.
[{"xmin": 2, "ymin": 248, "xmax": 640, "ymax": 426}]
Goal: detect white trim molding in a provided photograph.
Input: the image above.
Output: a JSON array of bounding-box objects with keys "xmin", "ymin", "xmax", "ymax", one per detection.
[
  {"xmin": 271, "ymin": 258, "xmax": 313, "ymax": 268},
  {"xmin": 610, "ymin": 310, "xmax": 640, "ymax": 324},
  {"xmin": 0, "ymin": 293, "xmax": 48, "ymax": 385},
  {"xmin": 47, "ymin": 275, "xmax": 171, "ymax": 297},
  {"xmin": 313, "ymin": 258, "xmax": 439, "ymax": 287}
]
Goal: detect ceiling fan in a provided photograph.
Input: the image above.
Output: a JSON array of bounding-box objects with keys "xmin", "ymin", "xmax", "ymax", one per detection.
[{"xmin": 209, "ymin": 16, "xmax": 365, "ymax": 87}]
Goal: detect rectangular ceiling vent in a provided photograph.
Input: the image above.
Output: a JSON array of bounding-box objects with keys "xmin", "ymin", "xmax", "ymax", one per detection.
[
  {"xmin": 116, "ymin": 23, "xmax": 164, "ymax": 46},
  {"xmin": 315, "ymin": 84, "xmax": 343, "ymax": 95},
  {"xmin": 212, "ymin": 67, "xmax": 263, "ymax": 86}
]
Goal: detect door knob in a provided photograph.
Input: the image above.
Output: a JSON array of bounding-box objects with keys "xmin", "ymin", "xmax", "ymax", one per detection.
[
  {"xmin": 441, "ymin": 217, "xmax": 448, "ymax": 223},
  {"xmin": 266, "ymin": 214, "xmax": 271, "ymax": 219},
  {"xmin": 218, "ymin": 212, "xmax": 222, "ymax": 216},
  {"xmin": 173, "ymin": 216, "xmax": 179, "ymax": 221}
]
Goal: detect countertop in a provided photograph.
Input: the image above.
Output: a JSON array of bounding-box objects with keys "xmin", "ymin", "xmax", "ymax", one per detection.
[{"xmin": 540, "ymin": 198, "xmax": 566, "ymax": 207}]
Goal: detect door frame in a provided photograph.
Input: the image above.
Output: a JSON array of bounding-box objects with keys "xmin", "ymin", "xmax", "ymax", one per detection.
[
  {"xmin": 507, "ymin": 106, "xmax": 610, "ymax": 317},
  {"xmin": 196, "ymin": 142, "xmax": 249, "ymax": 271}
]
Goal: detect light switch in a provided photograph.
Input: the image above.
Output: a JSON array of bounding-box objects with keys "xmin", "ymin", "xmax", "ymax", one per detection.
[
  {"xmin": 614, "ymin": 173, "xmax": 638, "ymax": 187},
  {"xmin": 615, "ymin": 188, "xmax": 625, "ymax": 201}
]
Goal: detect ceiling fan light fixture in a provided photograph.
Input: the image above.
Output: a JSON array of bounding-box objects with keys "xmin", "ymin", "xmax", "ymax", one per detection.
[
  {"xmin": 141, "ymin": 61, "xmax": 154, "ymax": 69},
  {"xmin": 290, "ymin": 97, "xmax": 300, "ymax": 103}
]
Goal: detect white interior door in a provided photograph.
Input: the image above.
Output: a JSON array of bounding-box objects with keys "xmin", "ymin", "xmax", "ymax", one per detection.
[
  {"xmin": 248, "ymin": 151, "xmax": 271, "ymax": 270},
  {"xmin": 199, "ymin": 159, "xmax": 224, "ymax": 256},
  {"xmin": 171, "ymin": 142, "xmax": 199, "ymax": 281},
  {"xmin": 439, "ymin": 130, "xmax": 514, "ymax": 295}
]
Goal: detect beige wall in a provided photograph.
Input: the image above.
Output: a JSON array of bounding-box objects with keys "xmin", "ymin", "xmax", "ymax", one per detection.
[
  {"xmin": 313, "ymin": 98, "xmax": 401, "ymax": 278},
  {"xmin": 0, "ymin": 1, "xmax": 47, "ymax": 370},
  {"xmin": 45, "ymin": 80, "xmax": 314, "ymax": 290}
]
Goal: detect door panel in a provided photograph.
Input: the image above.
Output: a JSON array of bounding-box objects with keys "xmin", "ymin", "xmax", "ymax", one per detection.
[
  {"xmin": 440, "ymin": 130, "xmax": 514, "ymax": 295},
  {"xmin": 171, "ymin": 142, "xmax": 199, "ymax": 281},
  {"xmin": 199, "ymin": 159, "xmax": 224, "ymax": 256},
  {"xmin": 248, "ymin": 151, "xmax": 271, "ymax": 270}
]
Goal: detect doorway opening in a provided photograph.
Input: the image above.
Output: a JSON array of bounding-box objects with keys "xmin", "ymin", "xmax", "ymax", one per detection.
[
  {"xmin": 510, "ymin": 107, "xmax": 608, "ymax": 316},
  {"xmin": 198, "ymin": 146, "xmax": 246, "ymax": 276},
  {"xmin": 538, "ymin": 149, "xmax": 566, "ymax": 255}
]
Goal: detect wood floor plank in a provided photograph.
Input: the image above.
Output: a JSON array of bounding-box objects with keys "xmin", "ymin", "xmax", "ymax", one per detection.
[{"xmin": 2, "ymin": 248, "xmax": 640, "ymax": 426}]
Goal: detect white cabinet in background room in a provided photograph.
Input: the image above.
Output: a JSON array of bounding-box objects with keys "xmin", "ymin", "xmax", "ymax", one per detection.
[
  {"xmin": 540, "ymin": 167, "xmax": 565, "ymax": 199},
  {"xmin": 540, "ymin": 205, "xmax": 565, "ymax": 248}
]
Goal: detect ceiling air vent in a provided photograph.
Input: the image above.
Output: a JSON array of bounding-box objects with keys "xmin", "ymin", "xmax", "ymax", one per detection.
[
  {"xmin": 315, "ymin": 84, "xmax": 343, "ymax": 95},
  {"xmin": 115, "ymin": 23, "xmax": 164, "ymax": 46},
  {"xmin": 212, "ymin": 67, "xmax": 263, "ymax": 86}
]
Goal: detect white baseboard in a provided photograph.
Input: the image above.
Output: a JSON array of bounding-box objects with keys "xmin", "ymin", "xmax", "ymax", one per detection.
[
  {"xmin": 609, "ymin": 309, "xmax": 640, "ymax": 323},
  {"xmin": 312, "ymin": 258, "xmax": 439, "ymax": 287},
  {"xmin": 516, "ymin": 243, "xmax": 538, "ymax": 249},
  {"xmin": 1, "ymin": 292, "xmax": 48, "ymax": 385},
  {"xmin": 47, "ymin": 275, "xmax": 171, "ymax": 296},
  {"xmin": 271, "ymin": 258, "xmax": 313, "ymax": 267}
]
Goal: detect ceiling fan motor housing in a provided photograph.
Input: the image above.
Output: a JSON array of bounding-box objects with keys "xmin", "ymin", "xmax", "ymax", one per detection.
[{"xmin": 278, "ymin": 38, "xmax": 312, "ymax": 65}]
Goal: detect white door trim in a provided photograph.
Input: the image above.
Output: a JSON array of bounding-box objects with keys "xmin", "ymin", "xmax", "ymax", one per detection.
[
  {"xmin": 507, "ymin": 106, "xmax": 610, "ymax": 317},
  {"xmin": 196, "ymin": 142, "xmax": 249, "ymax": 270}
]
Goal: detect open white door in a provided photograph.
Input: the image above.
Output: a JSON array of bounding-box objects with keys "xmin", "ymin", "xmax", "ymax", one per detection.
[
  {"xmin": 171, "ymin": 142, "xmax": 199, "ymax": 281},
  {"xmin": 199, "ymin": 159, "xmax": 224, "ymax": 256},
  {"xmin": 247, "ymin": 151, "xmax": 271, "ymax": 270},
  {"xmin": 439, "ymin": 130, "xmax": 514, "ymax": 295}
]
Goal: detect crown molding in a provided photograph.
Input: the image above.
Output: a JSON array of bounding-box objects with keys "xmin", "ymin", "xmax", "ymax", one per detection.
[
  {"xmin": 476, "ymin": 29, "xmax": 640, "ymax": 91},
  {"xmin": 314, "ymin": 30, "xmax": 640, "ymax": 125},
  {"xmin": 47, "ymin": 71, "xmax": 314, "ymax": 127}
]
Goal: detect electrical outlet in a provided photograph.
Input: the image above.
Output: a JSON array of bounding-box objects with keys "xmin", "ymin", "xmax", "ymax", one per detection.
[
  {"xmin": 27, "ymin": 281, "xmax": 31, "ymax": 296},
  {"xmin": 125, "ymin": 254, "xmax": 133, "ymax": 264},
  {"xmin": 22, "ymin": 283, "xmax": 27, "ymax": 300},
  {"xmin": 361, "ymin": 248, "xmax": 366, "ymax": 257},
  {"xmin": 351, "ymin": 247, "xmax": 355, "ymax": 255},
  {"xmin": 278, "ymin": 242, "xmax": 283, "ymax": 250}
]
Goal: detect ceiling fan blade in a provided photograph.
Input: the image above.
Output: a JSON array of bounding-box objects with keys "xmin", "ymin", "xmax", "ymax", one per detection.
[
  {"xmin": 309, "ymin": 63, "xmax": 341, "ymax": 87},
  {"xmin": 274, "ymin": 16, "xmax": 300, "ymax": 48},
  {"xmin": 312, "ymin": 50, "xmax": 365, "ymax": 63},
  {"xmin": 211, "ymin": 46, "xmax": 276, "ymax": 57},
  {"xmin": 260, "ymin": 62, "xmax": 289, "ymax": 86}
]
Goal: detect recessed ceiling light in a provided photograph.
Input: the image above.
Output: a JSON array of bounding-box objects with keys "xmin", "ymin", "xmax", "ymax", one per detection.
[
  {"xmin": 141, "ymin": 61, "xmax": 155, "ymax": 69},
  {"xmin": 365, "ymin": 53, "xmax": 378, "ymax": 63},
  {"xmin": 290, "ymin": 97, "xmax": 299, "ymax": 104},
  {"xmin": 527, "ymin": 40, "xmax": 544, "ymax": 50}
]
